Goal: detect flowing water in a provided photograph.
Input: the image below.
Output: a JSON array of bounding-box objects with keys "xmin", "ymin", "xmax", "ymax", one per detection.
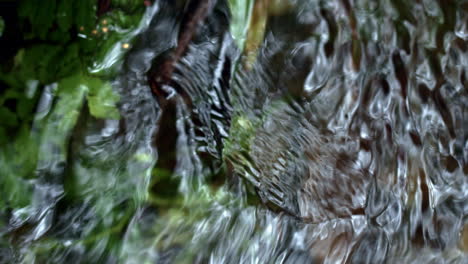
[{"xmin": 1, "ymin": 0, "xmax": 468, "ymax": 263}]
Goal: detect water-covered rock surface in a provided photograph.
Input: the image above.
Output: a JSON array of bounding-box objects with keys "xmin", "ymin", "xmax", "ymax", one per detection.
[{"xmin": 1, "ymin": 0, "xmax": 467, "ymax": 263}]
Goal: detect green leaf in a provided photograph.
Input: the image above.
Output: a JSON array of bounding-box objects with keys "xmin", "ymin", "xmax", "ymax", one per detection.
[
  {"xmin": 85, "ymin": 10, "xmax": 146, "ymax": 76},
  {"xmin": 56, "ymin": 0, "xmax": 73, "ymax": 32},
  {"xmin": 0, "ymin": 73, "xmax": 88, "ymax": 210},
  {"xmin": 54, "ymin": 43, "xmax": 81, "ymax": 79},
  {"xmin": 109, "ymin": 9, "xmax": 144, "ymax": 28},
  {"xmin": 55, "ymin": 77, "xmax": 86, "ymax": 133},
  {"xmin": 34, "ymin": 74, "xmax": 86, "ymax": 165},
  {"xmin": 17, "ymin": 44, "xmax": 62, "ymax": 83},
  {"xmin": 228, "ymin": 0, "xmax": 254, "ymax": 51},
  {"xmin": 18, "ymin": 0, "xmax": 36, "ymax": 20},
  {"xmin": 112, "ymin": 0, "xmax": 144, "ymax": 13},
  {"xmin": 2, "ymin": 44, "xmax": 80, "ymax": 87},
  {"xmin": 74, "ymin": 0, "xmax": 96, "ymax": 31},
  {"xmin": 35, "ymin": 48, "xmax": 61, "ymax": 83},
  {"xmin": 0, "ymin": 106, "xmax": 18, "ymax": 127},
  {"xmin": 16, "ymin": 98, "xmax": 36, "ymax": 121},
  {"xmin": 0, "ymin": 88, "xmax": 21, "ymax": 105},
  {"xmin": 35, "ymin": 0, "xmax": 57, "ymax": 39},
  {"xmin": 19, "ymin": 0, "xmax": 57, "ymax": 39},
  {"xmin": 47, "ymin": 27, "xmax": 71, "ymax": 43},
  {"xmin": 0, "ymin": 125, "xmax": 37, "ymax": 209},
  {"xmin": 86, "ymin": 78, "xmax": 120, "ymax": 119}
]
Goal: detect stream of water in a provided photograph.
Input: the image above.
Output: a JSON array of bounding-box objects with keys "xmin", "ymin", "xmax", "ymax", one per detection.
[{"xmin": 2, "ymin": 0, "xmax": 468, "ymax": 263}]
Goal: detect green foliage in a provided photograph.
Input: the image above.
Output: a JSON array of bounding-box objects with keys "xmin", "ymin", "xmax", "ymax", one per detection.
[
  {"xmin": 0, "ymin": 73, "xmax": 90, "ymax": 211},
  {"xmin": 19, "ymin": 0, "xmax": 57, "ymax": 39},
  {"xmin": 83, "ymin": 11, "xmax": 144, "ymax": 76},
  {"xmin": 0, "ymin": 43, "xmax": 82, "ymax": 145},
  {"xmin": 0, "ymin": 0, "xmax": 145, "ymax": 139},
  {"xmin": 74, "ymin": 0, "xmax": 96, "ymax": 31},
  {"xmin": 1, "ymin": 44, "xmax": 80, "ymax": 85},
  {"xmin": 53, "ymin": 74, "xmax": 90, "ymax": 134},
  {"xmin": 86, "ymin": 76, "xmax": 120, "ymax": 120},
  {"xmin": 18, "ymin": 0, "xmax": 95, "ymax": 40},
  {"xmin": 228, "ymin": 0, "xmax": 254, "ymax": 52},
  {"xmin": 113, "ymin": 0, "xmax": 145, "ymax": 12},
  {"xmin": 0, "ymin": 106, "xmax": 18, "ymax": 127},
  {"xmin": 56, "ymin": 0, "xmax": 73, "ymax": 32},
  {"xmin": 0, "ymin": 0, "xmax": 145, "ymax": 233},
  {"xmin": 0, "ymin": 125, "xmax": 36, "ymax": 209}
]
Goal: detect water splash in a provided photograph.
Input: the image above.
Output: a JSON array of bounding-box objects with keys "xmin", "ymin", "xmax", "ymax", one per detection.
[{"xmin": 2, "ymin": 0, "xmax": 467, "ymax": 263}]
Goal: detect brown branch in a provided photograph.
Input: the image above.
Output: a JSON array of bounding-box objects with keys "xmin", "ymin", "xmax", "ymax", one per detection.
[
  {"xmin": 97, "ymin": 0, "xmax": 112, "ymax": 17},
  {"xmin": 148, "ymin": 0, "xmax": 213, "ymax": 102}
]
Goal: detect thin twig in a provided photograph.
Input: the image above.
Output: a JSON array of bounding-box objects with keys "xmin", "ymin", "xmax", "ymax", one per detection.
[{"xmin": 148, "ymin": 0, "xmax": 213, "ymax": 101}]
